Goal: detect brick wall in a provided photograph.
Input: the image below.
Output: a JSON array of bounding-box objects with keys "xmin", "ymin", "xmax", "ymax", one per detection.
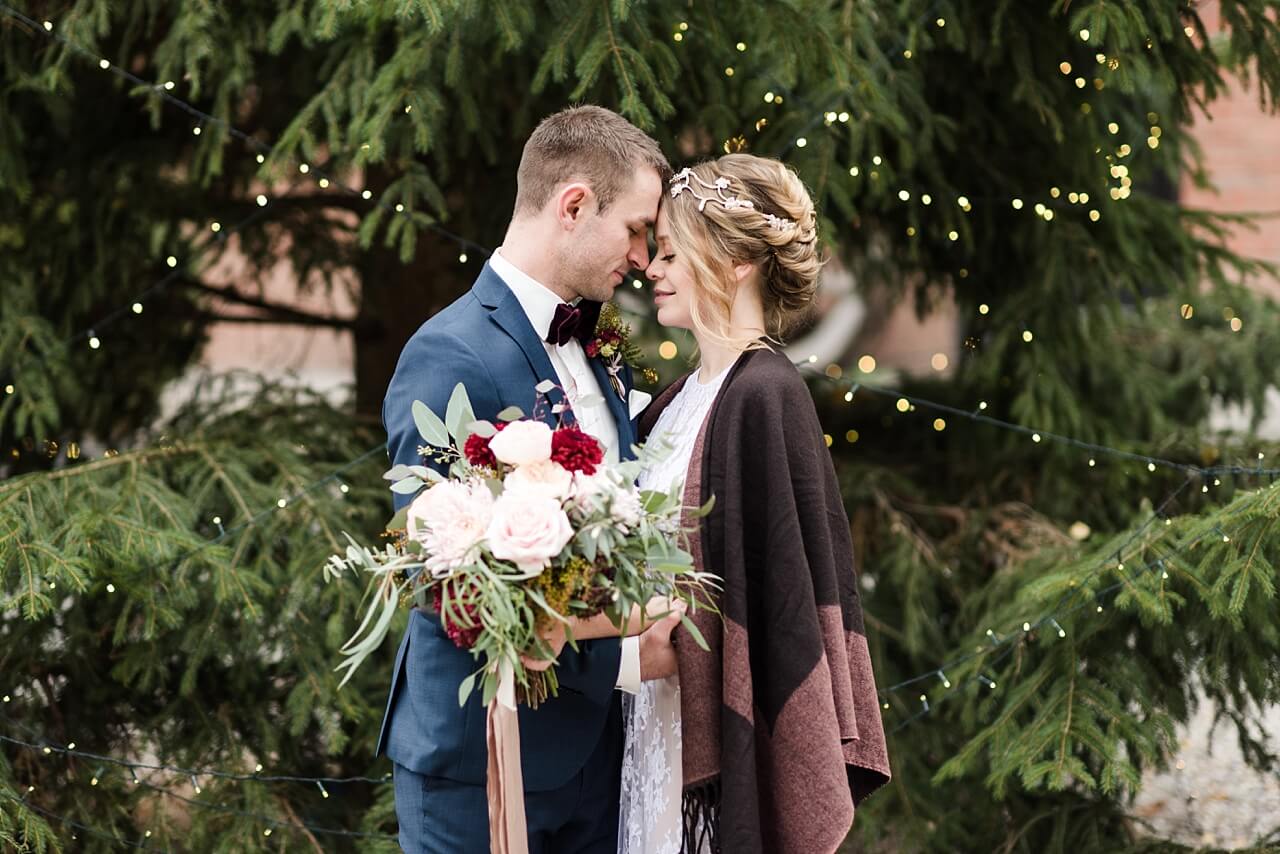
[{"xmin": 1181, "ymin": 1, "xmax": 1280, "ymax": 298}]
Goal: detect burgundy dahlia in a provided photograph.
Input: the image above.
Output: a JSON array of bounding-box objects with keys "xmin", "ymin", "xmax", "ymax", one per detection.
[
  {"xmin": 432, "ymin": 583, "xmax": 483, "ymax": 650},
  {"xmin": 463, "ymin": 421, "xmax": 506, "ymax": 467},
  {"xmin": 551, "ymin": 425, "xmax": 604, "ymax": 475}
]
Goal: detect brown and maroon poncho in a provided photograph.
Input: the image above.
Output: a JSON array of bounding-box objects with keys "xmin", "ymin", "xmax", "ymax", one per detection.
[{"xmin": 639, "ymin": 345, "xmax": 891, "ymax": 854}]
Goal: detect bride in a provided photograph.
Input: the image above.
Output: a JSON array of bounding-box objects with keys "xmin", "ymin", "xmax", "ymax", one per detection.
[{"xmin": 617, "ymin": 154, "xmax": 891, "ymax": 853}]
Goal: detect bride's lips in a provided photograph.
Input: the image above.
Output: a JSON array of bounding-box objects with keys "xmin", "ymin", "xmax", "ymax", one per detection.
[{"xmin": 653, "ymin": 290, "xmax": 674, "ymax": 303}]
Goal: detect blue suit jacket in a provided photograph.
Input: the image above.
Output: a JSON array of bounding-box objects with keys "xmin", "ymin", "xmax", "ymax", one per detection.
[{"xmin": 376, "ymin": 263, "xmax": 638, "ymax": 792}]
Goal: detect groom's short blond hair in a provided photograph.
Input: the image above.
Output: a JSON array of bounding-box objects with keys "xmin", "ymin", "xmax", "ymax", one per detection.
[{"xmin": 514, "ymin": 105, "xmax": 669, "ymax": 216}]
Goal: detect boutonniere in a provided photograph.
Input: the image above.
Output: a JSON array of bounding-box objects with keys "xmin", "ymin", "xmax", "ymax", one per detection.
[{"xmin": 586, "ymin": 302, "xmax": 658, "ymax": 399}]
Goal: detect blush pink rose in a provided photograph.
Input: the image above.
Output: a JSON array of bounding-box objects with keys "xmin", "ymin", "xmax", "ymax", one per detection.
[
  {"xmin": 406, "ymin": 481, "xmax": 468, "ymax": 543},
  {"xmin": 485, "ymin": 492, "xmax": 575, "ymax": 573},
  {"xmin": 407, "ymin": 480, "xmax": 494, "ymax": 576},
  {"xmin": 487, "ymin": 421, "xmax": 553, "ymax": 467},
  {"xmin": 503, "ymin": 460, "xmax": 574, "ymax": 501}
]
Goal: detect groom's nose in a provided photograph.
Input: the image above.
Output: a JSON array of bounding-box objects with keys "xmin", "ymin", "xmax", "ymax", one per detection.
[{"xmin": 628, "ymin": 240, "xmax": 650, "ymax": 271}]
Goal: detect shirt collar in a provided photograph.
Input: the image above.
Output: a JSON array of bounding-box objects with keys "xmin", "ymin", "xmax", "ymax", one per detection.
[{"xmin": 489, "ymin": 249, "xmax": 572, "ymax": 341}]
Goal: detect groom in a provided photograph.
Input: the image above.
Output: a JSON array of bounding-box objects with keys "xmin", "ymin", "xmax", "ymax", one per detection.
[{"xmin": 378, "ymin": 106, "xmax": 677, "ymax": 852}]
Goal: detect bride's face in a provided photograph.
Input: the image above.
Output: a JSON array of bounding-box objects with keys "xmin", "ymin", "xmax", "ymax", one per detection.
[{"xmin": 644, "ymin": 207, "xmax": 694, "ymax": 330}]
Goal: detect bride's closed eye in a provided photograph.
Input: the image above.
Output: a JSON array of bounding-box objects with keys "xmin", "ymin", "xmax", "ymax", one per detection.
[{"xmin": 660, "ymin": 253, "xmax": 676, "ymax": 263}]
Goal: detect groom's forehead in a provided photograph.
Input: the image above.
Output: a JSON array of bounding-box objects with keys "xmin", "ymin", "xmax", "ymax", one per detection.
[{"xmin": 601, "ymin": 167, "xmax": 660, "ymax": 228}]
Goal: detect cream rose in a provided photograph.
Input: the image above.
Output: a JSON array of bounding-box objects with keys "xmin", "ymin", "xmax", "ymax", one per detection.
[
  {"xmin": 503, "ymin": 459, "xmax": 573, "ymax": 501},
  {"xmin": 485, "ymin": 492, "xmax": 575, "ymax": 573},
  {"xmin": 487, "ymin": 421, "xmax": 553, "ymax": 466}
]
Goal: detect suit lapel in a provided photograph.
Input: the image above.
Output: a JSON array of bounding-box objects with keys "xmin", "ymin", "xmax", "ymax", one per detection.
[
  {"xmin": 588, "ymin": 357, "xmax": 636, "ymax": 459},
  {"xmin": 475, "ymin": 264, "xmax": 577, "ymax": 427}
]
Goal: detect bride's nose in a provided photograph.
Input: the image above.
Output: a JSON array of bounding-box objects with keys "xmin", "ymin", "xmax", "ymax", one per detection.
[{"xmin": 645, "ymin": 258, "xmax": 663, "ymax": 280}]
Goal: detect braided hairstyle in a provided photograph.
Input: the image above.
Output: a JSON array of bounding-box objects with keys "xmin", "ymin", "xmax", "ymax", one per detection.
[{"xmin": 662, "ymin": 153, "xmax": 822, "ymax": 351}]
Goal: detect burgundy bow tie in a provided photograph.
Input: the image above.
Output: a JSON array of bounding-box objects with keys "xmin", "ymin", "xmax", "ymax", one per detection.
[{"xmin": 545, "ymin": 301, "xmax": 602, "ymax": 347}]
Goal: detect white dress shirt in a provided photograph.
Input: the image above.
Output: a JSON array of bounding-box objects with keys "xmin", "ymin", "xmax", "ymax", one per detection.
[
  {"xmin": 488, "ymin": 250, "xmax": 641, "ymax": 694},
  {"xmin": 489, "ymin": 250, "xmax": 620, "ymax": 464}
]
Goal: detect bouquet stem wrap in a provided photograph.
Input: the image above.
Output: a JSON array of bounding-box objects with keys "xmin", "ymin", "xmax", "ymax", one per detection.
[{"xmin": 486, "ymin": 661, "xmax": 528, "ymax": 854}]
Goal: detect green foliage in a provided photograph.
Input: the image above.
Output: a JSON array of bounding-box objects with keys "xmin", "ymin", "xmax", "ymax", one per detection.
[
  {"xmin": 3, "ymin": 0, "xmax": 1280, "ymax": 850},
  {"xmin": 1, "ymin": 381, "xmax": 394, "ymax": 850}
]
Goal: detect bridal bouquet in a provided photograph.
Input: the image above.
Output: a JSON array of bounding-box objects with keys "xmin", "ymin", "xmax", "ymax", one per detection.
[{"xmin": 324, "ymin": 381, "xmax": 716, "ymax": 709}]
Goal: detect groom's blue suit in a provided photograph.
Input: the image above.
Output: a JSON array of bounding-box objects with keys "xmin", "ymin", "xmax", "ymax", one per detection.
[{"xmin": 378, "ymin": 262, "xmax": 637, "ymax": 853}]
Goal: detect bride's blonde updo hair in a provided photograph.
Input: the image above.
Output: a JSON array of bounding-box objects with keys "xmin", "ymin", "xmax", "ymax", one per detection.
[{"xmin": 662, "ymin": 153, "xmax": 822, "ymax": 351}]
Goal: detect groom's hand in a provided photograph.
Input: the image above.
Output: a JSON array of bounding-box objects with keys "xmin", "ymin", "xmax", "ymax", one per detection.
[
  {"xmin": 522, "ymin": 620, "xmax": 568, "ymax": 672},
  {"xmin": 638, "ymin": 611, "xmax": 682, "ymax": 681}
]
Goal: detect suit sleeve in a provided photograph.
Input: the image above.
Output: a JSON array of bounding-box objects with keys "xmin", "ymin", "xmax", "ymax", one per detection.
[
  {"xmin": 383, "ymin": 329, "xmax": 503, "ymax": 512},
  {"xmin": 553, "ymin": 635, "xmax": 622, "ymax": 705}
]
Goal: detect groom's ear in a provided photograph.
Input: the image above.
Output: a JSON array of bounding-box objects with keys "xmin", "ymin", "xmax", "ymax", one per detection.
[{"xmin": 556, "ymin": 182, "xmax": 594, "ymax": 230}]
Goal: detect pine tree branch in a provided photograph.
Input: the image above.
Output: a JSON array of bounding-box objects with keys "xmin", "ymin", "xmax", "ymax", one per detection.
[
  {"xmin": 0, "ymin": 445, "xmax": 190, "ymax": 499},
  {"xmin": 275, "ymin": 794, "xmax": 325, "ymax": 854},
  {"xmin": 1055, "ymin": 665, "xmax": 1076, "ymax": 781},
  {"xmin": 181, "ymin": 281, "xmax": 358, "ymax": 330},
  {"xmin": 190, "ymin": 311, "xmax": 356, "ymax": 330}
]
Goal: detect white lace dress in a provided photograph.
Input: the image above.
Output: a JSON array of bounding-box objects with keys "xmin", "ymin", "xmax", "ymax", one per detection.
[{"xmin": 618, "ymin": 361, "xmax": 735, "ymax": 854}]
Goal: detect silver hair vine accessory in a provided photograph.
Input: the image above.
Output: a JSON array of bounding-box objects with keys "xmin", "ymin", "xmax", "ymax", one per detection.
[{"xmin": 669, "ymin": 167, "xmax": 795, "ymax": 231}]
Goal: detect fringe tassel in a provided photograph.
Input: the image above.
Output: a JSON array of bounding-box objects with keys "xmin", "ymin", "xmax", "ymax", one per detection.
[{"xmin": 681, "ymin": 778, "xmax": 721, "ymax": 854}]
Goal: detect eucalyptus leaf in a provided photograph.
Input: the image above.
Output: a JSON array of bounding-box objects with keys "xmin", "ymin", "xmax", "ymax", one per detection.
[
  {"xmin": 535, "ymin": 379, "xmax": 556, "ymax": 394},
  {"xmin": 469, "ymin": 420, "xmax": 497, "ymax": 438},
  {"xmin": 412, "ymin": 400, "xmax": 450, "ymax": 447},
  {"xmin": 337, "ymin": 590, "xmax": 401, "ymax": 687},
  {"xmin": 497, "ymin": 406, "xmax": 525, "ymax": 422},
  {"xmin": 390, "ymin": 476, "xmax": 425, "ymax": 495},
  {"xmin": 580, "ymin": 529, "xmax": 598, "ymax": 563},
  {"xmin": 640, "ymin": 490, "xmax": 666, "ymax": 513},
  {"xmin": 446, "ymin": 383, "xmax": 477, "ymax": 443},
  {"xmin": 457, "ymin": 672, "xmax": 477, "ymax": 707}
]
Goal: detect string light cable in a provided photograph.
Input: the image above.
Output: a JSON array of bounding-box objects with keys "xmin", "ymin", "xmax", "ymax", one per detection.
[
  {"xmin": 0, "ymin": 3, "xmax": 490, "ymax": 391},
  {"xmin": 0, "ymin": 725, "xmax": 396, "ymax": 844},
  {"xmin": 800, "ymin": 365, "xmax": 1280, "ymax": 480},
  {"xmin": 886, "ymin": 506, "xmax": 1242, "ymax": 733},
  {"xmin": 0, "ymin": 0, "xmax": 984, "ymax": 368},
  {"xmin": 796, "ymin": 362, "xmax": 1278, "ymax": 729},
  {"xmin": 1, "ymin": 0, "xmax": 1260, "ymax": 760},
  {"xmin": 0, "ymin": 789, "xmax": 163, "ymax": 851},
  {"xmin": 0, "ymin": 724, "xmax": 389, "ymax": 789},
  {"xmin": 882, "ymin": 476, "xmax": 1195, "ymax": 712}
]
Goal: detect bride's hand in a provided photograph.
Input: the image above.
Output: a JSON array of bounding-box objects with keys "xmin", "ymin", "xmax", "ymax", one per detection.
[
  {"xmin": 591, "ymin": 596, "xmax": 687, "ymax": 638},
  {"xmin": 640, "ymin": 596, "xmax": 686, "ymax": 625},
  {"xmin": 520, "ymin": 599, "xmax": 690, "ymax": 670}
]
